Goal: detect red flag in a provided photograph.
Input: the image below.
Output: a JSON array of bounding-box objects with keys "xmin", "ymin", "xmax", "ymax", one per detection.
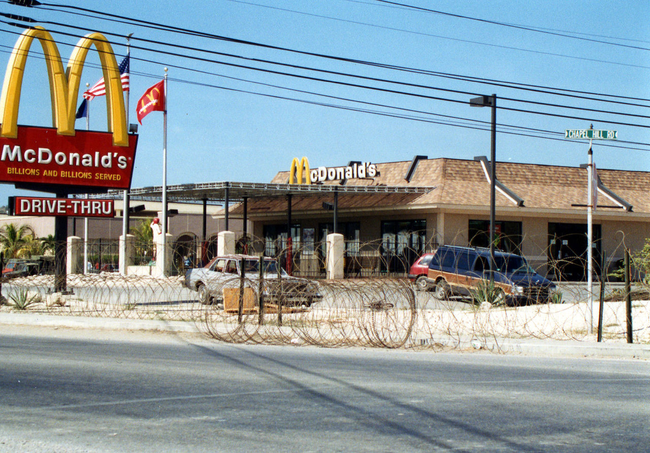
[{"xmin": 136, "ymin": 80, "xmax": 165, "ymax": 124}]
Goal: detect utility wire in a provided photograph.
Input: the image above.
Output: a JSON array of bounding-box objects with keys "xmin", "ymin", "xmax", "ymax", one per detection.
[
  {"xmin": 11, "ymin": 2, "xmax": 650, "ymax": 107},
  {"xmin": 1, "ymin": 6, "xmax": 648, "ymax": 150},
  {"xmin": 1, "ymin": 26, "xmax": 647, "ymax": 156},
  {"xmin": 374, "ymin": 0, "xmax": 650, "ymax": 52},
  {"xmin": 221, "ymin": 0, "xmax": 650, "ymax": 71},
  {"xmin": 3, "ymin": 15, "xmax": 648, "ymax": 131}
]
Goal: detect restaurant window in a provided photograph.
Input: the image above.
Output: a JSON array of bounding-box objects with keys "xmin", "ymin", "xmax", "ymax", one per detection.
[
  {"xmin": 548, "ymin": 222, "xmax": 602, "ymax": 281},
  {"xmin": 469, "ymin": 220, "xmax": 522, "ymax": 254},
  {"xmin": 318, "ymin": 222, "xmax": 360, "ymax": 256},
  {"xmin": 263, "ymin": 224, "xmax": 301, "ymax": 257},
  {"xmin": 380, "ymin": 220, "xmax": 426, "ymax": 273}
]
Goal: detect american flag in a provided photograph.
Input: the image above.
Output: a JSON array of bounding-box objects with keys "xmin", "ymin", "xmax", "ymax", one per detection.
[{"xmin": 83, "ymin": 55, "xmax": 130, "ymax": 101}]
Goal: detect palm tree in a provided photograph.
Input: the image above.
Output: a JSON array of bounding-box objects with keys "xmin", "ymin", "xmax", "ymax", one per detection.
[
  {"xmin": 0, "ymin": 223, "xmax": 35, "ymax": 259},
  {"xmin": 39, "ymin": 234, "xmax": 56, "ymax": 255},
  {"xmin": 130, "ymin": 218, "xmax": 154, "ymax": 264},
  {"xmin": 19, "ymin": 234, "xmax": 55, "ymax": 258}
]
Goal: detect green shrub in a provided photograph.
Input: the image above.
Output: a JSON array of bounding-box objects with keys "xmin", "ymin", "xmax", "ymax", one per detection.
[
  {"xmin": 549, "ymin": 291, "xmax": 563, "ymax": 304},
  {"xmin": 470, "ymin": 280, "xmax": 506, "ymax": 306},
  {"xmin": 609, "ymin": 240, "xmax": 650, "ymax": 283},
  {"xmin": 9, "ymin": 288, "xmax": 39, "ymax": 310}
]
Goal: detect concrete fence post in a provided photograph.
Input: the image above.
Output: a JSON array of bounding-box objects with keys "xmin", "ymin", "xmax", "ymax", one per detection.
[
  {"xmin": 66, "ymin": 236, "xmax": 83, "ymax": 275},
  {"xmin": 218, "ymin": 231, "xmax": 235, "ymax": 256},
  {"xmin": 326, "ymin": 233, "xmax": 345, "ymax": 280},
  {"xmin": 155, "ymin": 233, "xmax": 174, "ymax": 277},
  {"xmin": 119, "ymin": 233, "xmax": 135, "ymax": 276}
]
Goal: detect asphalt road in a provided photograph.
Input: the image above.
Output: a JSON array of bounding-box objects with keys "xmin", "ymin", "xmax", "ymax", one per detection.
[{"xmin": 1, "ymin": 326, "xmax": 649, "ymax": 453}]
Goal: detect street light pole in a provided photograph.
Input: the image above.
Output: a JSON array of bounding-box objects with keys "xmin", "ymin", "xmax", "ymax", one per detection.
[{"xmin": 470, "ymin": 94, "xmax": 497, "ymax": 282}]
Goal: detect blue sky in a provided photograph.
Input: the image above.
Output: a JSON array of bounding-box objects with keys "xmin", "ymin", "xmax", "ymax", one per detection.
[{"xmin": 0, "ymin": 0, "xmax": 648, "ymax": 203}]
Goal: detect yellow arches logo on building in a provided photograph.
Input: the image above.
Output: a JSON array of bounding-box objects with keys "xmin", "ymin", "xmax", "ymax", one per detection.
[
  {"xmin": 0, "ymin": 26, "xmax": 128, "ymax": 146},
  {"xmin": 290, "ymin": 156, "xmax": 310, "ymax": 184}
]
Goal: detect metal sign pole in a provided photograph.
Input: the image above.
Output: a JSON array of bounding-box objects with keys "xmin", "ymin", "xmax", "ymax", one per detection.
[
  {"xmin": 587, "ymin": 124, "xmax": 594, "ymax": 333},
  {"xmin": 565, "ymin": 126, "xmax": 617, "ymax": 336}
]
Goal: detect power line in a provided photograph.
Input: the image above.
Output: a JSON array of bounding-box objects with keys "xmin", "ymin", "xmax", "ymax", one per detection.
[
  {"xmin": 13, "ymin": 2, "xmax": 650, "ymax": 106},
  {"xmin": 2, "ymin": 23, "xmax": 647, "ymax": 156},
  {"xmin": 220, "ymin": 0, "xmax": 650, "ymax": 71},
  {"xmin": 373, "ymin": 0, "xmax": 650, "ymax": 52},
  {"xmin": 4, "ymin": 13, "xmax": 649, "ymax": 131},
  {"xmin": 1, "ymin": 7, "xmax": 648, "ymax": 153}
]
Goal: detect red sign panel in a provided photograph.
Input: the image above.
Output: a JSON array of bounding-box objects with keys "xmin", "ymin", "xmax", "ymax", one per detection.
[
  {"xmin": 13, "ymin": 196, "xmax": 115, "ymax": 217},
  {"xmin": 0, "ymin": 126, "xmax": 137, "ymax": 190}
]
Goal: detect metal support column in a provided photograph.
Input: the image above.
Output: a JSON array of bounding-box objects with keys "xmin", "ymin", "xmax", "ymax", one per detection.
[
  {"xmin": 333, "ymin": 189, "xmax": 338, "ymax": 234},
  {"xmin": 54, "ymin": 192, "xmax": 67, "ymax": 293},
  {"xmin": 243, "ymin": 197, "xmax": 248, "ymax": 254},
  {"xmin": 224, "ymin": 184, "xmax": 230, "ymax": 231}
]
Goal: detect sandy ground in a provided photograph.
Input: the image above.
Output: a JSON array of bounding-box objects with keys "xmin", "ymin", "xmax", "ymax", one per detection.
[{"xmin": 1, "ymin": 274, "xmax": 648, "ymax": 345}]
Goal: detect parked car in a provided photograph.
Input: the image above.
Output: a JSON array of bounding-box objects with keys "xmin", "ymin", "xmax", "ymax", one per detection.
[
  {"xmin": 408, "ymin": 253, "xmax": 435, "ymax": 291},
  {"xmin": 2, "ymin": 256, "xmax": 55, "ymax": 277},
  {"xmin": 184, "ymin": 254, "xmax": 321, "ymax": 307},
  {"xmin": 427, "ymin": 245, "xmax": 556, "ymax": 305},
  {"xmin": 2, "ymin": 260, "xmax": 39, "ymax": 279}
]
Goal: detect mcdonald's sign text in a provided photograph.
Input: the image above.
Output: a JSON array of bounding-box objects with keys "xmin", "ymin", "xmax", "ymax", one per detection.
[
  {"xmin": 0, "ymin": 27, "xmax": 137, "ymax": 190},
  {"xmin": 11, "ymin": 196, "xmax": 114, "ymax": 217},
  {"xmin": 290, "ymin": 157, "xmax": 378, "ymax": 184},
  {"xmin": 0, "ymin": 126, "xmax": 137, "ymax": 190}
]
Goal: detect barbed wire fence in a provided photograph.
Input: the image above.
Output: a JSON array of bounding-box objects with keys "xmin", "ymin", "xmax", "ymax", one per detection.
[{"xmin": 0, "ymin": 232, "xmax": 648, "ymax": 349}]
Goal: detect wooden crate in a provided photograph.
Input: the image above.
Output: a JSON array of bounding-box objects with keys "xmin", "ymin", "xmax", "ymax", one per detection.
[{"xmin": 223, "ymin": 287, "xmax": 257, "ymax": 313}]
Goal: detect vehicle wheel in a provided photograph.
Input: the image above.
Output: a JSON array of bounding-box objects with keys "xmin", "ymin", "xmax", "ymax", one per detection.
[
  {"xmin": 197, "ymin": 284, "xmax": 211, "ymax": 305},
  {"xmin": 435, "ymin": 280, "xmax": 450, "ymax": 300},
  {"xmin": 415, "ymin": 275, "xmax": 430, "ymax": 291}
]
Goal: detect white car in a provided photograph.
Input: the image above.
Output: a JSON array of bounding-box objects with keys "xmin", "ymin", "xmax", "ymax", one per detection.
[{"xmin": 184, "ymin": 254, "xmax": 321, "ymax": 307}]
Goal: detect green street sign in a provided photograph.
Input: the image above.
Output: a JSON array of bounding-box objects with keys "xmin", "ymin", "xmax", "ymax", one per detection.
[{"xmin": 565, "ymin": 129, "xmax": 618, "ymax": 140}]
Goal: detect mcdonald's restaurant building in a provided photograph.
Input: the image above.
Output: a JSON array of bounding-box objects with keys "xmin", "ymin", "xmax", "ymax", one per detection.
[
  {"xmin": 2, "ymin": 155, "xmax": 649, "ymax": 280},
  {"xmin": 233, "ymin": 156, "xmax": 650, "ymax": 280},
  {"xmin": 1, "ymin": 27, "xmax": 647, "ymax": 280}
]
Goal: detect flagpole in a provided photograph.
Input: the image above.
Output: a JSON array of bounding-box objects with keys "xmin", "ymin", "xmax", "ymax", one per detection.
[
  {"xmin": 161, "ymin": 68, "xmax": 168, "ymax": 276},
  {"xmin": 121, "ymin": 34, "xmax": 132, "ymax": 276},
  {"xmin": 84, "ymin": 82, "xmax": 90, "ymax": 275}
]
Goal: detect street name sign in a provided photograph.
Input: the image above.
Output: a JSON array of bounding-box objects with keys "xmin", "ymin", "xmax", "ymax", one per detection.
[{"xmin": 565, "ymin": 129, "xmax": 617, "ymax": 140}]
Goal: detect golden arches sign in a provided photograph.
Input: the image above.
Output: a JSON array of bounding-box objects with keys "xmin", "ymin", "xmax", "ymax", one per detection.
[
  {"xmin": 289, "ymin": 156, "xmax": 310, "ymax": 184},
  {"xmin": 0, "ymin": 26, "xmax": 128, "ymax": 146}
]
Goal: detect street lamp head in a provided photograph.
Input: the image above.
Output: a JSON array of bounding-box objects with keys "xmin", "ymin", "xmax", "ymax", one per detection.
[{"xmin": 470, "ymin": 95, "xmax": 495, "ymax": 107}]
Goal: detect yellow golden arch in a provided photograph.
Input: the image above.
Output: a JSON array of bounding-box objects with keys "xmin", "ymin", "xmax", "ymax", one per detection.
[
  {"xmin": 289, "ymin": 157, "xmax": 310, "ymax": 184},
  {"xmin": 0, "ymin": 26, "xmax": 128, "ymax": 146}
]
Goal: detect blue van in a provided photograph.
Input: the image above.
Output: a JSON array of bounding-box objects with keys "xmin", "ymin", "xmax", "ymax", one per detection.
[{"xmin": 427, "ymin": 245, "xmax": 556, "ymax": 304}]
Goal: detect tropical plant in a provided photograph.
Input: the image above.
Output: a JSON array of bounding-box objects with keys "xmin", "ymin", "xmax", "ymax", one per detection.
[
  {"xmin": 549, "ymin": 291, "xmax": 564, "ymax": 304},
  {"xmin": 0, "ymin": 223, "xmax": 35, "ymax": 259},
  {"xmin": 130, "ymin": 218, "xmax": 154, "ymax": 243},
  {"xmin": 630, "ymin": 239, "xmax": 650, "ymax": 284},
  {"xmin": 18, "ymin": 233, "xmax": 56, "ymax": 258},
  {"xmin": 131, "ymin": 218, "xmax": 155, "ymax": 264},
  {"xmin": 609, "ymin": 239, "xmax": 650, "ymax": 283},
  {"xmin": 470, "ymin": 279, "xmax": 507, "ymax": 307},
  {"xmin": 8, "ymin": 288, "xmax": 39, "ymax": 310},
  {"xmin": 39, "ymin": 234, "xmax": 56, "ymax": 255}
]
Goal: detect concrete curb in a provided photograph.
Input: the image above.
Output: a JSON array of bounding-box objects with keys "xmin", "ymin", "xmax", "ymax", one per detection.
[
  {"xmin": 0, "ymin": 311, "xmax": 202, "ymax": 334},
  {"xmin": 486, "ymin": 337, "xmax": 650, "ymax": 360},
  {"xmin": 1, "ymin": 311, "xmax": 648, "ymax": 359}
]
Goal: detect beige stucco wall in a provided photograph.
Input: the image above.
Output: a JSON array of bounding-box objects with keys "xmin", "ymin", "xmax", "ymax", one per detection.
[
  {"xmin": 601, "ymin": 220, "xmax": 649, "ymax": 261},
  {"xmin": 441, "ymin": 213, "xmax": 469, "ymax": 246}
]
